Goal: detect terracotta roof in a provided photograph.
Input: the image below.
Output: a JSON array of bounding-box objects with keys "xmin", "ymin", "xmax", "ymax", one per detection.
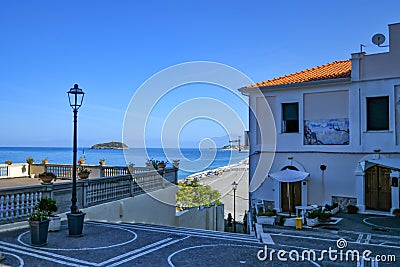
[{"xmin": 246, "ymin": 60, "xmax": 351, "ymax": 88}]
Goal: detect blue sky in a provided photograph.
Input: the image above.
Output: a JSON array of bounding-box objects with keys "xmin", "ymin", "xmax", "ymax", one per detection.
[{"xmin": 0, "ymin": 1, "xmax": 399, "ymax": 147}]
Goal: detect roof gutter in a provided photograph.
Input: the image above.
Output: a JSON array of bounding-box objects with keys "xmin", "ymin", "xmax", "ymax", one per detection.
[{"xmin": 239, "ymin": 77, "xmax": 351, "ymax": 95}]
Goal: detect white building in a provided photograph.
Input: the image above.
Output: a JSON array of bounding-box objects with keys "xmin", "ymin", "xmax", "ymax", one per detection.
[{"xmin": 240, "ymin": 22, "xmax": 400, "ymax": 215}]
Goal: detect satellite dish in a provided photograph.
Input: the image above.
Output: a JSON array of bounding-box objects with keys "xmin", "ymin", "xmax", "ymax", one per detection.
[{"xmin": 372, "ymin": 33, "xmax": 386, "ymax": 46}]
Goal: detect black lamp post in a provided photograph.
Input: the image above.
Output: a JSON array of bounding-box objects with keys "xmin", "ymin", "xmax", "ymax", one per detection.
[
  {"xmin": 231, "ymin": 181, "xmax": 238, "ymax": 233},
  {"xmin": 67, "ymin": 84, "xmax": 85, "ymax": 213}
]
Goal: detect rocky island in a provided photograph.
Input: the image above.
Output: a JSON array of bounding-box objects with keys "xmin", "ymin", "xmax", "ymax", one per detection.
[{"xmin": 91, "ymin": 141, "xmax": 128, "ymax": 150}]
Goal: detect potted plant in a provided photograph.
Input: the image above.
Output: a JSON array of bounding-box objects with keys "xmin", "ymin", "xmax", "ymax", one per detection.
[
  {"xmin": 393, "ymin": 208, "xmax": 400, "ymax": 218},
  {"xmin": 36, "ymin": 197, "xmax": 60, "ymax": 231},
  {"xmin": 324, "ymin": 202, "xmax": 339, "ymax": 215},
  {"xmin": 318, "ymin": 210, "xmax": 332, "ymax": 223},
  {"xmin": 67, "ymin": 209, "xmax": 86, "ymax": 237},
  {"xmin": 172, "ymin": 159, "xmax": 180, "ymax": 168},
  {"xmin": 28, "ymin": 209, "xmax": 50, "ymax": 246},
  {"xmin": 42, "ymin": 158, "xmax": 49, "ymax": 164},
  {"xmin": 78, "ymin": 167, "xmax": 91, "ymax": 179},
  {"xmin": 5, "ymin": 160, "xmax": 12, "ymax": 165},
  {"xmin": 39, "ymin": 172, "xmax": 56, "ymax": 184},
  {"xmin": 26, "ymin": 157, "xmax": 35, "ymax": 178},
  {"xmin": 26, "ymin": 157, "xmax": 34, "ymax": 164},
  {"xmin": 99, "ymin": 158, "xmax": 106, "ymax": 166},
  {"xmin": 150, "ymin": 159, "xmax": 167, "ymax": 169},
  {"xmin": 347, "ymin": 204, "xmax": 358, "ymax": 214},
  {"xmin": 78, "ymin": 157, "xmax": 85, "ymax": 165},
  {"xmin": 306, "ymin": 209, "xmax": 321, "ymax": 227},
  {"xmin": 256, "ymin": 210, "xmax": 276, "ymax": 225}
]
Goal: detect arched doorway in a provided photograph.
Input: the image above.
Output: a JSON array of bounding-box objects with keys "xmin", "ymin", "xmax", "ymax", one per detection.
[
  {"xmin": 365, "ymin": 166, "xmax": 391, "ymax": 211},
  {"xmin": 280, "ymin": 166, "xmax": 302, "ymax": 213}
]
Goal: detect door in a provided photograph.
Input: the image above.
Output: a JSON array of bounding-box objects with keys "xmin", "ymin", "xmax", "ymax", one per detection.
[
  {"xmin": 281, "ymin": 181, "xmax": 302, "ymax": 212},
  {"xmin": 365, "ymin": 166, "xmax": 391, "ymax": 211}
]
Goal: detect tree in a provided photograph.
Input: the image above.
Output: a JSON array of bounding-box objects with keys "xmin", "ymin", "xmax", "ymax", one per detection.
[{"xmin": 176, "ymin": 183, "xmax": 221, "ymax": 210}]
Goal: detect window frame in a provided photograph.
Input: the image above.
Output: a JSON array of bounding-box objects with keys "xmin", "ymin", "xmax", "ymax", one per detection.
[
  {"xmin": 366, "ymin": 96, "xmax": 389, "ymax": 131},
  {"xmin": 282, "ymin": 102, "xmax": 299, "ymax": 133}
]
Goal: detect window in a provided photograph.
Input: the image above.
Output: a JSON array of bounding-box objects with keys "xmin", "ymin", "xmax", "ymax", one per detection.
[
  {"xmin": 282, "ymin": 102, "xmax": 299, "ymax": 133},
  {"xmin": 367, "ymin": 96, "xmax": 389, "ymax": 131}
]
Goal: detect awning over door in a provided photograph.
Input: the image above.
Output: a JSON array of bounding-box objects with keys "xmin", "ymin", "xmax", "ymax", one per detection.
[
  {"xmin": 361, "ymin": 158, "xmax": 400, "ymax": 171},
  {"xmin": 268, "ymin": 169, "xmax": 309, "ymax": 183}
]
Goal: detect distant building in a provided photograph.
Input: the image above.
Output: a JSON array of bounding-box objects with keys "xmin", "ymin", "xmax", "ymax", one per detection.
[{"xmin": 240, "ymin": 22, "xmax": 400, "ymax": 214}]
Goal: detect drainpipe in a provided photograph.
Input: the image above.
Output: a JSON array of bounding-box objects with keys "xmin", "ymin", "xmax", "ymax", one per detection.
[{"xmin": 320, "ymin": 165, "xmax": 327, "ymax": 202}]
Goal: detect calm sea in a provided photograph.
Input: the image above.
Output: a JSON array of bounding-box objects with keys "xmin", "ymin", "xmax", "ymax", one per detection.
[{"xmin": 0, "ymin": 147, "xmax": 248, "ymax": 180}]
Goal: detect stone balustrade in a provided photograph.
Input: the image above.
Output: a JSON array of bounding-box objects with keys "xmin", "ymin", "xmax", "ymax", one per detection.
[{"xmin": 0, "ymin": 166, "xmax": 178, "ymax": 224}]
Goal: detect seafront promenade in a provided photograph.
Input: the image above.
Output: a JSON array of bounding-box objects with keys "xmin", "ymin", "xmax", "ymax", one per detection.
[{"xmin": 198, "ymin": 161, "xmax": 249, "ymax": 222}]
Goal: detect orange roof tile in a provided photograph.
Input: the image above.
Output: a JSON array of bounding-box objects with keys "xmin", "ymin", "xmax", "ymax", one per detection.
[{"xmin": 246, "ymin": 60, "xmax": 351, "ymax": 88}]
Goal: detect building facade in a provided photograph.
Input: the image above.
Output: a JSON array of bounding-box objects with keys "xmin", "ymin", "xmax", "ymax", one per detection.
[{"xmin": 240, "ymin": 22, "xmax": 400, "ymax": 215}]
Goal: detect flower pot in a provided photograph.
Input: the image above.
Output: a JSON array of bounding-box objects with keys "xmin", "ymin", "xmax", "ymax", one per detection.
[
  {"xmin": 48, "ymin": 215, "xmax": 61, "ymax": 232},
  {"xmin": 158, "ymin": 163, "xmax": 166, "ymax": 169},
  {"xmin": 67, "ymin": 212, "xmax": 86, "ymax": 237},
  {"xmin": 29, "ymin": 219, "xmax": 50, "ymax": 246},
  {"xmin": 99, "ymin": 161, "xmax": 106, "ymax": 166},
  {"xmin": 78, "ymin": 173, "xmax": 90, "ymax": 179},
  {"xmin": 39, "ymin": 175, "xmax": 54, "ymax": 184},
  {"xmin": 42, "ymin": 159, "xmax": 48, "ymax": 164},
  {"xmin": 256, "ymin": 216, "xmax": 276, "ymax": 225},
  {"xmin": 30, "ymin": 174, "xmax": 35, "ymax": 179}
]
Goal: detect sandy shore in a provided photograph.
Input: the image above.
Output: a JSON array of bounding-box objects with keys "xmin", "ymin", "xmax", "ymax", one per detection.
[{"xmin": 198, "ymin": 161, "xmax": 249, "ymax": 223}]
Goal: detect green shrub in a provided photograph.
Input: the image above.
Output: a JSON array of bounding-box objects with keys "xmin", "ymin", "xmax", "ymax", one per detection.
[{"xmin": 35, "ymin": 197, "xmax": 58, "ymax": 216}]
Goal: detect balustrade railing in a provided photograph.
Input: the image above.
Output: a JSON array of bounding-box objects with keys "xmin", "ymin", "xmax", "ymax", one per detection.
[
  {"xmin": 86, "ymin": 176, "xmax": 132, "ymax": 206},
  {"xmin": 102, "ymin": 166, "xmax": 130, "ymax": 177},
  {"xmin": 0, "ymin": 187, "xmax": 43, "ymax": 221},
  {"xmin": 134, "ymin": 171, "xmax": 163, "ymax": 193},
  {"xmin": 0, "ymin": 165, "xmax": 7, "ymax": 177},
  {"xmin": 45, "ymin": 164, "xmax": 73, "ymax": 179},
  {"xmin": 0, "ymin": 167, "xmax": 177, "ymax": 223}
]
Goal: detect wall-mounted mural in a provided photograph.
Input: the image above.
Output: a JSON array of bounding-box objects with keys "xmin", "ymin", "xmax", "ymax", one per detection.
[{"xmin": 304, "ymin": 118, "xmax": 349, "ymax": 145}]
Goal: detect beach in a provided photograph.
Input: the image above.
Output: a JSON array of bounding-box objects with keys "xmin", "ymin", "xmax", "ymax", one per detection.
[{"xmin": 196, "ymin": 159, "xmax": 249, "ymax": 222}]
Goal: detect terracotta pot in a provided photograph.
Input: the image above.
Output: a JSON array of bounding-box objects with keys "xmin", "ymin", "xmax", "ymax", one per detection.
[
  {"xmin": 99, "ymin": 161, "xmax": 106, "ymax": 166},
  {"xmin": 39, "ymin": 175, "xmax": 54, "ymax": 184},
  {"xmin": 78, "ymin": 173, "xmax": 90, "ymax": 179}
]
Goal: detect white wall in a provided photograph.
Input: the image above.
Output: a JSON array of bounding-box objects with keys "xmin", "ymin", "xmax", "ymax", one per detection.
[
  {"xmin": 253, "ymin": 152, "xmax": 367, "ymax": 206},
  {"xmin": 6, "ymin": 163, "xmax": 29, "ymax": 177},
  {"xmin": 85, "ymin": 186, "xmax": 177, "ymax": 226},
  {"xmin": 174, "ymin": 204, "xmax": 224, "ymax": 231}
]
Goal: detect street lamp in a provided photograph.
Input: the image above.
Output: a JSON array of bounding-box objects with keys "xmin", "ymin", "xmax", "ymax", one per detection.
[
  {"xmin": 231, "ymin": 181, "xmax": 238, "ymax": 233},
  {"xmin": 67, "ymin": 84, "xmax": 85, "ymax": 213}
]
